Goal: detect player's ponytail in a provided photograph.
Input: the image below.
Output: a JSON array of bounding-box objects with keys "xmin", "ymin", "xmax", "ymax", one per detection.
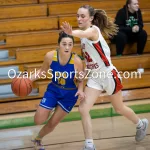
[{"xmin": 80, "ymin": 5, "xmax": 118, "ymax": 37}]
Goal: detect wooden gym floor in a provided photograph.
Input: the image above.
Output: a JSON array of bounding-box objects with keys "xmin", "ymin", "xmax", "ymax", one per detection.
[{"xmin": 0, "ymin": 113, "xmax": 149, "ymax": 150}]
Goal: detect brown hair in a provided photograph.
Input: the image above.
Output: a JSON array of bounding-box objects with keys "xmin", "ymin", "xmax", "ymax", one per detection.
[
  {"xmin": 80, "ymin": 5, "xmax": 118, "ymax": 37},
  {"xmin": 126, "ymin": 0, "xmax": 132, "ymax": 5},
  {"xmin": 125, "ymin": 0, "xmax": 138, "ymax": 20},
  {"xmin": 58, "ymin": 31, "xmax": 74, "ymax": 44}
]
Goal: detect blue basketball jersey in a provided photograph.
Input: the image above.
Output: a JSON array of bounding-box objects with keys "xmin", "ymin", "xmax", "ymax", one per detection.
[
  {"xmin": 40, "ymin": 50, "xmax": 79, "ymax": 113},
  {"xmin": 50, "ymin": 50, "xmax": 77, "ymax": 89}
]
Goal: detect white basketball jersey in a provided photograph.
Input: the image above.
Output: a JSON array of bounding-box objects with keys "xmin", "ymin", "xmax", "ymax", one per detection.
[{"xmin": 81, "ymin": 25, "xmax": 113, "ymax": 70}]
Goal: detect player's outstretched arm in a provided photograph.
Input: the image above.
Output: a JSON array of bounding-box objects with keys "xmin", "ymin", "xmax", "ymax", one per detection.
[{"xmin": 61, "ymin": 21, "xmax": 96, "ymax": 39}]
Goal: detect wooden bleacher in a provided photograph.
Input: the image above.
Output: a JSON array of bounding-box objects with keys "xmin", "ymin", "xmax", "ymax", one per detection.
[
  {"xmin": 0, "ymin": 0, "xmax": 149, "ymax": 20},
  {"xmin": 0, "ymin": 23, "xmax": 150, "ymax": 49},
  {"xmin": 33, "ymin": 70, "xmax": 150, "ymax": 91},
  {"xmin": 0, "ymin": 16, "xmax": 150, "ymax": 48},
  {"xmin": 47, "ymin": 0, "xmax": 150, "ymax": 15},
  {"xmin": 0, "ymin": 0, "xmax": 38, "ymax": 6},
  {"xmin": 0, "ymin": 31, "xmax": 81, "ymax": 49},
  {"xmin": 0, "ymin": 4, "xmax": 47, "ymax": 19},
  {"xmin": 0, "ymin": 0, "xmax": 150, "ymax": 115},
  {"xmin": 0, "ymin": 40, "xmax": 150, "ymax": 67},
  {"xmin": 110, "ymin": 38, "xmax": 150, "ymax": 55},
  {"xmin": 0, "ymin": 17, "xmax": 58, "ymax": 33},
  {"xmin": 14, "ymin": 53, "xmax": 150, "ymax": 71},
  {"xmin": 1, "ymin": 53, "xmax": 150, "ymax": 85},
  {"xmin": 0, "ymin": 87, "xmax": 149, "ymax": 114},
  {"xmin": 58, "ymin": 10, "xmax": 150, "ymax": 28},
  {"xmin": 39, "ymin": 0, "xmax": 87, "ymax": 3}
]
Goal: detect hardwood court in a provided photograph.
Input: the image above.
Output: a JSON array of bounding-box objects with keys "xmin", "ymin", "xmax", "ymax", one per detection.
[{"xmin": 0, "ymin": 113, "xmax": 149, "ymax": 150}]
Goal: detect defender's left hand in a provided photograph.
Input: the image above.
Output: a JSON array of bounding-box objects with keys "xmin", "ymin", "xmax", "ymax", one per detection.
[
  {"xmin": 75, "ymin": 91, "xmax": 86, "ymax": 101},
  {"xmin": 61, "ymin": 22, "xmax": 72, "ymax": 35}
]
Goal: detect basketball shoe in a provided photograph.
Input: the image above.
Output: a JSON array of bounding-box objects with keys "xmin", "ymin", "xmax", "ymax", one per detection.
[
  {"xmin": 83, "ymin": 145, "xmax": 96, "ymax": 150},
  {"xmin": 135, "ymin": 118, "xmax": 149, "ymax": 142},
  {"xmin": 32, "ymin": 138, "xmax": 45, "ymax": 150}
]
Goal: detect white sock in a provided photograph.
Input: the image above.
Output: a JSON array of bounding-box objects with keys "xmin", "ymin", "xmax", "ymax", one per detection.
[
  {"xmin": 136, "ymin": 119, "xmax": 144, "ymax": 129},
  {"xmin": 85, "ymin": 139, "xmax": 94, "ymax": 148}
]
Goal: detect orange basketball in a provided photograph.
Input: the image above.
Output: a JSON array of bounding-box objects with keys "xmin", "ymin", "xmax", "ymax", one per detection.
[{"xmin": 11, "ymin": 77, "xmax": 33, "ymax": 97}]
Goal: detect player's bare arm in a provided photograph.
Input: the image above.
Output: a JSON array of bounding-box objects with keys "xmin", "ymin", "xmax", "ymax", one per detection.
[
  {"xmin": 61, "ymin": 21, "xmax": 98, "ymax": 41},
  {"xmin": 31, "ymin": 51, "xmax": 54, "ymax": 81}
]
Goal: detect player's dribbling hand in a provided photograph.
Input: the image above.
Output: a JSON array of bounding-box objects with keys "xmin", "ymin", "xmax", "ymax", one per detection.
[
  {"xmin": 61, "ymin": 21, "xmax": 72, "ymax": 35},
  {"xmin": 75, "ymin": 90, "xmax": 86, "ymax": 101}
]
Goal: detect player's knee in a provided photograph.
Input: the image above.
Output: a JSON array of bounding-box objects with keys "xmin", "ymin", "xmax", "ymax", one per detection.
[
  {"xmin": 114, "ymin": 106, "xmax": 125, "ymax": 115},
  {"xmin": 78, "ymin": 104, "xmax": 90, "ymax": 115},
  {"xmin": 34, "ymin": 115, "xmax": 47, "ymax": 125},
  {"xmin": 34, "ymin": 118, "xmax": 43, "ymax": 125},
  {"xmin": 114, "ymin": 108, "xmax": 122, "ymax": 114}
]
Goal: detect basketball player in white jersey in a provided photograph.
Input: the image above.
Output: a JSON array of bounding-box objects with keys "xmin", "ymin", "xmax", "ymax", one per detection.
[{"xmin": 61, "ymin": 5, "xmax": 149, "ymax": 150}]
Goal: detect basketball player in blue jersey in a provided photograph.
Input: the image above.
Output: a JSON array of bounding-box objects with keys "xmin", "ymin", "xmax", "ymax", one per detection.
[
  {"xmin": 61, "ymin": 5, "xmax": 149, "ymax": 150},
  {"xmin": 30, "ymin": 31, "xmax": 85, "ymax": 150}
]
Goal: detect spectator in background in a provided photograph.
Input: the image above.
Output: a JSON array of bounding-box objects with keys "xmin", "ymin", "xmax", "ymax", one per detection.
[{"xmin": 111, "ymin": 0, "xmax": 147, "ymax": 56}]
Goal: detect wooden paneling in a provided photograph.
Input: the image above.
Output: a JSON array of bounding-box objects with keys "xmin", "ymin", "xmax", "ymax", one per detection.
[
  {"xmin": 48, "ymin": 0, "xmax": 150, "ymax": 15},
  {"xmin": 0, "ymin": 4, "xmax": 47, "ymax": 19},
  {"xmin": 112, "ymin": 54, "xmax": 150, "ymax": 71},
  {"xmin": 16, "ymin": 51, "xmax": 150, "ymax": 70},
  {"xmin": 0, "ymin": 31, "xmax": 80, "ymax": 48},
  {"xmin": 0, "ymin": 0, "xmax": 37, "ymax": 6},
  {"xmin": 40, "ymin": 0, "xmax": 87, "ymax": 2},
  {"xmin": 0, "ymin": 17, "xmax": 58, "ymax": 33},
  {"xmin": 0, "ymin": 88, "xmax": 149, "ymax": 114},
  {"xmin": 58, "ymin": 10, "xmax": 150, "ymax": 28}
]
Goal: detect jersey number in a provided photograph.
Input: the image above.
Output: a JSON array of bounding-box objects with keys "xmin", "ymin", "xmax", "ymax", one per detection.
[
  {"xmin": 55, "ymin": 72, "xmax": 67, "ymax": 85},
  {"xmin": 83, "ymin": 52, "xmax": 93, "ymax": 62},
  {"xmin": 58, "ymin": 77, "xmax": 66, "ymax": 85}
]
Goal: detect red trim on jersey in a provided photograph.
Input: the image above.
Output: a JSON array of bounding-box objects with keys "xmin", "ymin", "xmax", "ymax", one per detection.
[
  {"xmin": 111, "ymin": 69, "xmax": 123, "ymax": 94},
  {"xmin": 92, "ymin": 41, "xmax": 110, "ymax": 66}
]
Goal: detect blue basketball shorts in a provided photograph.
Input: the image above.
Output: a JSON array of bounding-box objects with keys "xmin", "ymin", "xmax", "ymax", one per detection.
[{"xmin": 39, "ymin": 83, "xmax": 78, "ymax": 113}]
